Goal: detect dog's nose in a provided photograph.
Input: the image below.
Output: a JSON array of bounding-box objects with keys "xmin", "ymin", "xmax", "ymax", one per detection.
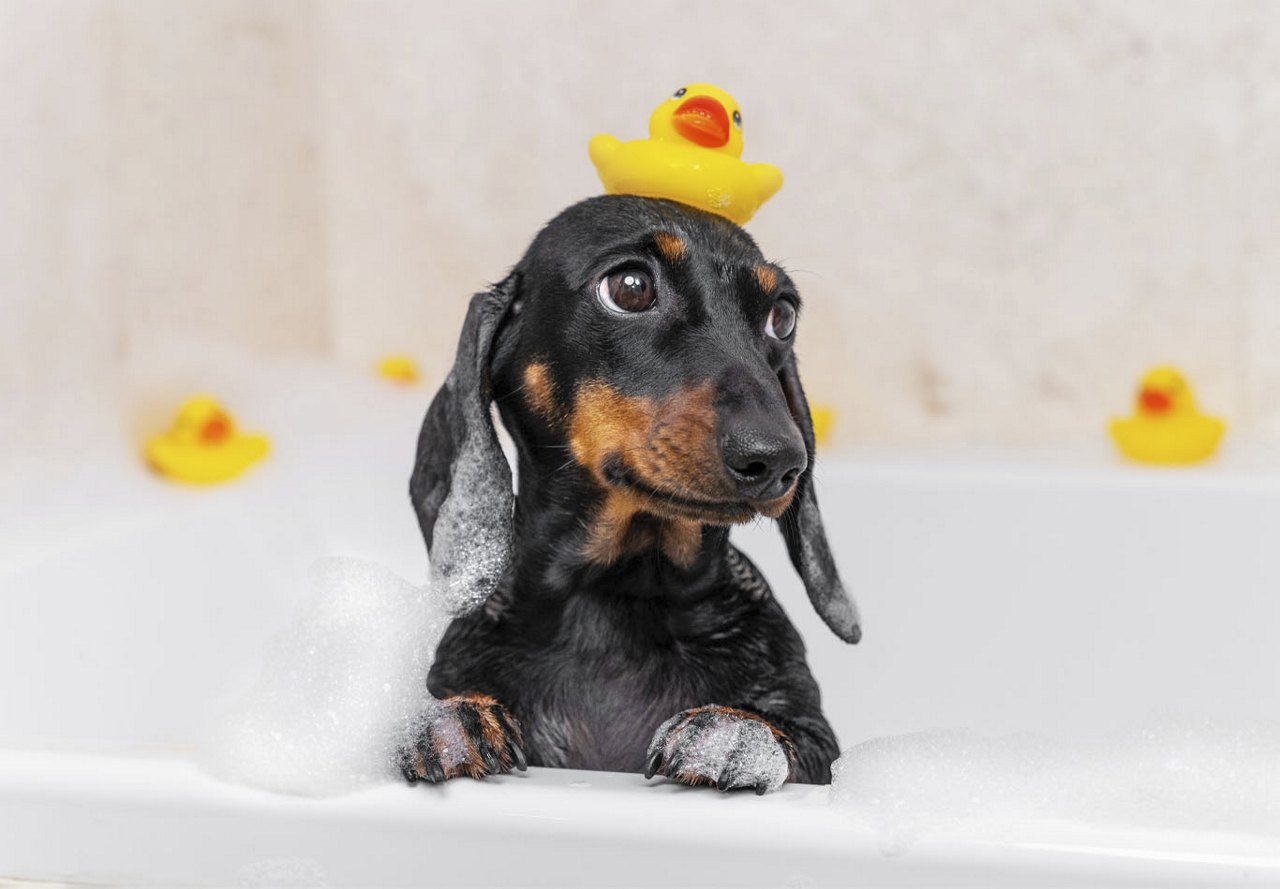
[{"xmin": 720, "ymin": 426, "xmax": 807, "ymax": 501}]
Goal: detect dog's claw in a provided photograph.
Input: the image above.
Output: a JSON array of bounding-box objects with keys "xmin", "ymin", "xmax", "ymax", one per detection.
[
  {"xmin": 644, "ymin": 749, "xmax": 663, "ymax": 780},
  {"xmin": 495, "ymin": 709, "xmax": 528, "ymax": 771},
  {"xmin": 411, "ymin": 734, "xmax": 446, "ymax": 783},
  {"xmin": 422, "ymin": 752, "xmax": 448, "ymax": 782},
  {"xmin": 400, "ymin": 758, "xmax": 419, "ymax": 785},
  {"xmin": 510, "ymin": 741, "xmax": 528, "ymax": 771},
  {"xmin": 398, "ymin": 746, "xmax": 419, "ymax": 784},
  {"xmin": 425, "ymin": 757, "xmax": 446, "ymax": 783}
]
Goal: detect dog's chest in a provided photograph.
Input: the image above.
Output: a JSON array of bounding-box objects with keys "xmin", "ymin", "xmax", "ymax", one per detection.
[
  {"xmin": 519, "ymin": 597, "xmax": 719, "ymax": 773},
  {"xmin": 531, "ymin": 663, "xmax": 687, "ymax": 773}
]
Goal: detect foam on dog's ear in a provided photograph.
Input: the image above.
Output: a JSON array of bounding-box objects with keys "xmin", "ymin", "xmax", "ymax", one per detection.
[
  {"xmin": 777, "ymin": 353, "xmax": 862, "ymax": 644},
  {"xmin": 410, "ymin": 278, "xmax": 517, "ymax": 612}
]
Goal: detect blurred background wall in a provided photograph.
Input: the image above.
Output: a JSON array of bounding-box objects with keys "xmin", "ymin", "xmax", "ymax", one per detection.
[{"xmin": 4, "ymin": 0, "xmax": 1280, "ymax": 456}]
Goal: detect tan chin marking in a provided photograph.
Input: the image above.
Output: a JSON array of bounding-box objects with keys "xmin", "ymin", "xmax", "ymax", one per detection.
[
  {"xmin": 756, "ymin": 485, "xmax": 798, "ymax": 519},
  {"xmin": 581, "ymin": 489, "xmax": 646, "ymax": 565},
  {"xmin": 660, "ymin": 519, "xmax": 704, "ymax": 565},
  {"xmin": 581, "ymin": 492, "xmax": 707, "ymax": 568},
  {"xmin": 522, "ymin": 362, "xmax": 559, "ymax": 423},
  {"xmin": 653, "ymin": 231, "xmax": 687, "ymax": 264}
]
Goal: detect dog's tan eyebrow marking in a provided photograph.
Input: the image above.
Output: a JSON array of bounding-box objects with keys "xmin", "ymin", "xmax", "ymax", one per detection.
[
  {"xmin": 754, "ymin": 264, "xmax": 779, "ymax": 293},
  {"xmin": 523, "ymin": 362, "xmax": 559, "ymax": 422},
  {"xmin": 653, "ymin": 232, "xmax": 687, "ymax": 264}
]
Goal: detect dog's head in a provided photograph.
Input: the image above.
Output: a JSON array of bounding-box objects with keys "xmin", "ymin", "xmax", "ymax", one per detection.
[{"xmin": 412, "ymin": 196, "xmax": 860, "ymax": 643}]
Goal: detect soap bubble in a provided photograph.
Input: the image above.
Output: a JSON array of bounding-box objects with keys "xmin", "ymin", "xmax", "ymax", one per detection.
[
  {"xmin": 202, "ymin": 558, "xmax": 447, "ymax": 796},
  {"xmin": 831, "ymin": 720, "xmax": 1280, "ymax": 851}
]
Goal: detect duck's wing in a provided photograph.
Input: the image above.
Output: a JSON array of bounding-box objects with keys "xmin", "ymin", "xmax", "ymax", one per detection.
[
  {"xmin": 749, "ymin": 162, "xmax": 784, "ymax": 203},
  {"xmin": 588, "ymin": 133, "xmax": 623, "ymax": 171}
]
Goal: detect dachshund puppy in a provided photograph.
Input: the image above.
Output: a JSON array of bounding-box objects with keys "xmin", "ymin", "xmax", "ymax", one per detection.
[{"xmin": 401, "ymin": 195, "xmax": 859, "ymax": 793}]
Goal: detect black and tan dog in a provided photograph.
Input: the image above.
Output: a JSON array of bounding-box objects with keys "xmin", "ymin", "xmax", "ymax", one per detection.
[{"xmin": 401, "ymin": 195, "xmax": 859, "ymax": 793}]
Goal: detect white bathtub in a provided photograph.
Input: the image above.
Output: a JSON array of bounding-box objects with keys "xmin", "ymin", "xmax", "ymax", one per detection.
[{"xmin": 2, "ymin": 393, "xmax": 1278, "ymax": 887}]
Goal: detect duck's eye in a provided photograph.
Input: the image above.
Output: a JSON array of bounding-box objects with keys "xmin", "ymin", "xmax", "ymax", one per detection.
[
  {"xmin": 765, "ymin": 298, "xmax": 796, "ymax": 340},
  {"xmin": 732, "ymin": 110, "xmax": 742, "ymax": 128},
  {"xmin": 598, "ymin": 270, "xmax": 656, "ymax": 313},
  {"xmin": 673, "ymin": 87, "xmax": 687, "ymax": 99}
]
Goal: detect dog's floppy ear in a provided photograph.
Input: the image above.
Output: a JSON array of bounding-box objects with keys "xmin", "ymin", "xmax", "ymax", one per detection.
[
  {"xmin": 777, "ymin": 353, "xmax": 862, "ymax": 644},
  {"xmin": 410, "ymin": 277, "xmax": 517, "ymax": 611}
]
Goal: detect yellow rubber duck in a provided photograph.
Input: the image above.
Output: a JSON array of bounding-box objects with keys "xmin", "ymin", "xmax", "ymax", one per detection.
[
  {"xmin": 810, "ymin": 404, "xmax": 836, "ymax": 449},
  {"xmin": 589, "ymin": 83, "xmax": 783, "ymax": 225},
  {"xmin": 1109, "ymin": 366, "xmax": 1225, "ymax": 465},
  {"xmin": 145, "ymin": 395, "xmax": 270, "ymax": 484},
  {"xmin": 376, "ymin": 354, "xmax": 420, "ymax": 385}
]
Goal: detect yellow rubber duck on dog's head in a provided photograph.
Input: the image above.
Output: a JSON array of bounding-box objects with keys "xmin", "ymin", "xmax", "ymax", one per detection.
[{"xmin": 589, "ymin": 83, "xmax": 783, "ymax": 226}]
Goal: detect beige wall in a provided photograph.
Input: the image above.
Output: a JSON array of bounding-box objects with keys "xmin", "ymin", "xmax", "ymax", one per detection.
[{"xmin": 4, "ymin": 0, "xmax": 1280, "ymax": 455}]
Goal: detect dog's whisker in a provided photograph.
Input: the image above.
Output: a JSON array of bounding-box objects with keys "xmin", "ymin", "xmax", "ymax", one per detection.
[
  {"xmin": 550, "ymin": 458, "xmax": 578, "ymax": 476},
  {"xmin": 494, "ymin": 381, "xmax": 530, "ymax": 403}
]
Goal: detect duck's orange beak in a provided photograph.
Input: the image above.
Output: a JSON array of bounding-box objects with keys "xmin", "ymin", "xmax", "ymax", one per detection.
[
  {"xmin": 672, "ymin": 96, "xmax": 730, "ymax": 148},
  {"xmin": 1139, "ymin": 387, "xmax": 1172, "ymax": 415},
  {"xmin": 199, "ymin": 412, "xmax": 233, "ymax": 443}
]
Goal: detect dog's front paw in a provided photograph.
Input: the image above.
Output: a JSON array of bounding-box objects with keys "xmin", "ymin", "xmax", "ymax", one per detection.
[
  {"xmin": 399, "ymin": 693, "xmax": 527, "ymax": 784},
  {"xmin": 644, "ymin": 705, "xmax": 796, "ymax": 795}
]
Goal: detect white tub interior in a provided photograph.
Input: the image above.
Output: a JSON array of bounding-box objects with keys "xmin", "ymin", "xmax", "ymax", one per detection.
[{"xmin": 1, "ymin": 364, "xmax": 1278, "ymax": 886}]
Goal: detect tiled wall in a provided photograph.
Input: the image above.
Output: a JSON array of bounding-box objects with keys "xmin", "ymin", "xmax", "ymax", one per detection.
[{"xmin": 5, "ymin": 0, "xmax": 1278, "ymax": 455}]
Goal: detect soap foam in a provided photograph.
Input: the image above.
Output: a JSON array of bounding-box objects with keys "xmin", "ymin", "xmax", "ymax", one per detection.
[
  {"xmin": 831, "ymin": 721, "xmax": 1280, "ymax": 852},
  {"xmin": 650, "ymin": 709, "xmax": 792, "ymax": 792},
  {"xmin": 202, "ymin": 557, "xmax": 447, "ymax": 796}
]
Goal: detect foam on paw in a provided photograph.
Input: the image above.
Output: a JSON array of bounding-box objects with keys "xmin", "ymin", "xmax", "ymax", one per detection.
[
  {"xmin": 645, "ymin": 705, "xmax": 795, "ymax": 795},
  {"xmin": 400, "ymin": 693, "xmax": 527, "ymax": 783}
]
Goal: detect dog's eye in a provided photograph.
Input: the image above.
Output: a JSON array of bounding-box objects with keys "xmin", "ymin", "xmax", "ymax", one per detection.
[
  {"xmin": 765, "ymin": 299, "xmax": 796, "ymax": 340},
  {"xmin": 597, "ymin": 270, "xmax": 656, "ymax": 314},
  {"xmin": 673, "ymin": 87, "xmax": 687, "ymax": 99}
]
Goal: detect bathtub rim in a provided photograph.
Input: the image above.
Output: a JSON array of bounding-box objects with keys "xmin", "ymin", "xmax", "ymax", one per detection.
[{"xmin": 2, "ymin": 747, "xmax": 1278, "ymax": 888}]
